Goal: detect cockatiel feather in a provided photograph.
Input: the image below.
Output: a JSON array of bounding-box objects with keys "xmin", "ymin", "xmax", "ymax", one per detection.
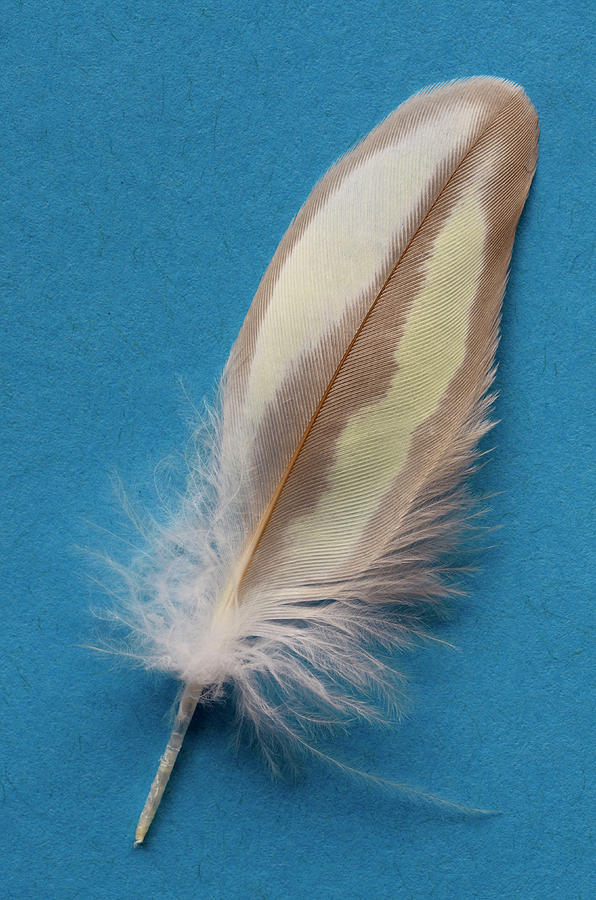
[{"xmin": 111, "ymin": 77, "xmax": 538, "ymax": 844}]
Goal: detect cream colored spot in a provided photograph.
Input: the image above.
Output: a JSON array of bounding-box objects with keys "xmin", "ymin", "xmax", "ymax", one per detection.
[
  {"xmin": 244, "ymin": 104, "xmax": 483, "ymax": 424},
  {"xmin": 287, "ymin": 193, "xmax": 486, "ymax": 561}
]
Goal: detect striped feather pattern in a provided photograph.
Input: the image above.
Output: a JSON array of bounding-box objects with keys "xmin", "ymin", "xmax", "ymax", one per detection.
[{"xmin": 119, "ymin": 78, "xmax": 538, "ymax": 843}]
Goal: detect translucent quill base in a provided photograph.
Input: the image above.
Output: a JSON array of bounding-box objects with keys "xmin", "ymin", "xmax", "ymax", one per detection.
[{"xmin": 134, "ymin": 683, "xmax": 200, "ymax": 846}]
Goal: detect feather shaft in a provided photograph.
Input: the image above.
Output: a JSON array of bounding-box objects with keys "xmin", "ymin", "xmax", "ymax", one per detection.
[
  {"xmin": 134, "ymin": 685, "xmax": 199, "ymax": 846},
  {"xmin": 215, "ymin": 250, "xmax": 404, "ymax": 622}
]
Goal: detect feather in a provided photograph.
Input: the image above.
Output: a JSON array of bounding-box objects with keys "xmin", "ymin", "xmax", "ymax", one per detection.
[{"xmin": 107, "ymin": 77, "xmax": 538, "ymax": 845}]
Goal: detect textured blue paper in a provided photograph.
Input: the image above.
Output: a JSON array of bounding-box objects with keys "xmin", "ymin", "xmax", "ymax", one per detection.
[{"xmin": 2, "ymin": 2, "xmax": 593, "ymax": 898}]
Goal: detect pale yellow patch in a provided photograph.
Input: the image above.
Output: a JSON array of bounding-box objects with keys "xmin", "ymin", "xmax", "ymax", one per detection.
[
  {"xmin": 244, "ymin": 104, "xmax": 483, "ymax": 424},
  {"xmin": 286, "ymin": 193, "xmax": 486, "ymax": 562}
]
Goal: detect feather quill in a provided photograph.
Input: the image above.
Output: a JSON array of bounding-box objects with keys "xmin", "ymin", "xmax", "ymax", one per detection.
[{"xmin": 108, "ymin": 77, "xmax": 538, "ymax": 844}]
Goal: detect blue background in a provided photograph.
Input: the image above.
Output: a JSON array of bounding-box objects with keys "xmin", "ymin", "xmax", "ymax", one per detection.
[{"xmin": 2, "ymin": 1, "xmax": 593, "ymax": 898}]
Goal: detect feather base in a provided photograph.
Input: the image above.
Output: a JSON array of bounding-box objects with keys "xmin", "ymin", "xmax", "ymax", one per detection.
[{"xmin": 134, "ymin": 684, "xmax": 199, "ymax": 846}]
